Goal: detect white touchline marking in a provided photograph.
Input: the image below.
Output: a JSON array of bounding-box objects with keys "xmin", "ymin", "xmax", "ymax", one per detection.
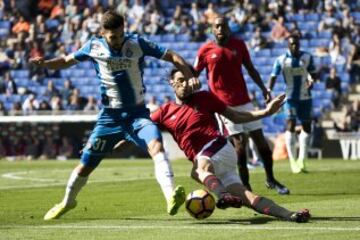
[
  {"xmin": 1, "ymin": 225, "xmax": 360, "ymax": 232},
  {"xmin": 0, "ymin": 170, "xmax": 190, "ymax": 190}
]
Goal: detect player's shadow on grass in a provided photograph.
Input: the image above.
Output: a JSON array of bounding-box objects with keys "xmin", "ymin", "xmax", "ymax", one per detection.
[
  {"xmin": 194, "ymin": 217, "xmax": 276, "ymax": 225},
  {"xmin": 312, "ymin": 216, "xmax": 360, "ymax": 222}
]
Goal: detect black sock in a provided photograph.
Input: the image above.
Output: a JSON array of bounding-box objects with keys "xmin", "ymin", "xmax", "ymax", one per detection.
[
  {"xmin": 252, "ymin": 196, "xmax": 293, "ymax": 220},
  {"xmin": 203, "ymin": 175, "xmax": 227, "ymax": 198},
  {"xmin": 258, "ymin": 147, "xmax": 275, "ymax": 181}
]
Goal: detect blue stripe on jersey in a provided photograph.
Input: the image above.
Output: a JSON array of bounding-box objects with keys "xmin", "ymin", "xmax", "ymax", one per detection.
[{"xmin": 113, "ymin": 70, "xmax": 136, "ymax": 106}]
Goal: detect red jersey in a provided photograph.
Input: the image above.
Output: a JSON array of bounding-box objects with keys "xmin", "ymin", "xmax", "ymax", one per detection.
[
  {"xmin": 151, "ymin": 91, "xmax": 226, "ymax": 161},
  {"xmin": 194, "ymin": 37, "xmax": 251, "ymax": 106}
]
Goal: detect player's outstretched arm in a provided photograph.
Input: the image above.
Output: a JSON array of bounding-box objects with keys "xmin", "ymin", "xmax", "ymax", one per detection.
[
  {"xmin": 29, "ymin": 55, "xmax": 78, "ymax": 70},
  {"xmin": 221, "ymin": 94, "xmax": 285, "ymax": 123},
  {"xmin": 162, "ymin": 50, "xmax": 201, "ymax": 90}
]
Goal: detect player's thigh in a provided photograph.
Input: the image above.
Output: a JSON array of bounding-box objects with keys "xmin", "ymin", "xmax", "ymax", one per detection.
[
  {"xmin": 210, "ymin": 141, "xmax": 242, "ymax": 187},
  {"xmin": 216, "ymin": 112, "xmax": 245, "ymax": 136},
  {"xmin": 297, "ymin": 99, "xmax": 312, "ymax": 123},
  {"xmin": 81, "ymin": 124, "xmax": 124, "ymax": 168},
  {"xmin": 129, "ymin": 118, "xmax": 162, "ymax": 153},
  {"xmin": 285, "ymin": 99, "xmax": 297, "ymax": 121}
]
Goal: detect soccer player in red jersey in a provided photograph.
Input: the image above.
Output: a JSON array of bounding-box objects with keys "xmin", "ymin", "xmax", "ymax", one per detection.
[
  {"xmin": 150, "ymin": 67, "xmax": 310, "ymax": 222},
  {"xmin": 194, "ymin": 16, "xmax": 289, "ymax": 194}
]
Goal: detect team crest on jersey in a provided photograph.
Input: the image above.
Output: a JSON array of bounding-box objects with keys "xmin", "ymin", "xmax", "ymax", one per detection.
[
  {"xmin": 125, "ymin": 48, "xmax": 133, "ymax": 57},
  {"xmin": 91, "ymin": 43, "xmax": 101, "ymax": 50}
]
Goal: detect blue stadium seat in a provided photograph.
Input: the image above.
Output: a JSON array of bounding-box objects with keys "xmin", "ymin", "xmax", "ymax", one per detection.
[
  {"xmin": 10, "ymin": 70, "xmax": 29, "ymax": 78},
  {"xmin": 312, "ymin": 82, "xmax": 325, "ymax": 91},
  {"xmin": 271, "ymin": 48, "xmax": 285, "ymax": 57},
  {"xmin": 298, "ymin": 21, "xmax": 317, "ymax": 31},
  {"xmin": 305, "ymin": 13, "xmax": 320, "ymax": 21},
  {"xmin": 309, "ymin": 39, "xmax": 329, "ymax": 47},
  {"xmin": 161, "ymin": 34, "xmax": 176, "ymax": 42},
  {"xmin": 254, "ymin": 49, "xmax": 271, "ymax": 57},
  {"xmin": 0, "ymin": 28, "xmax": 9, "ymax": 37},
  {"xmin": 0, "ymin": 21, "xmax": 10, "ymax": 28},
  {"xmin": 148, "ymin": 35, "xmax": 161, "ymax": 42},
  {"xmin": 318, "ymin": 31, "xmax": 332, "ymax": 38},
  {"xmin": 175, "ymin": 34, "xmax": 191, "ymax": 42},
  {"xmin": 340, "ymin": 73, "xmax": 350, "ymax": 83}
]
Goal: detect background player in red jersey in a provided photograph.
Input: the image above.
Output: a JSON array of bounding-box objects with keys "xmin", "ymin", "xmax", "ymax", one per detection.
[
  {"xmin": 194, "ymin": 16, "xmax": 289, "ymax": 195},
  {"xmin": 150, "ymin": 67, "xmax": 310, "ymax": 222}
]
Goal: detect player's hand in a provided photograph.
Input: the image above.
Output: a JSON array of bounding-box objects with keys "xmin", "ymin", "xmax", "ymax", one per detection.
[
  {"xmin": 189, "ymin": 77, "xmax": 201, "ymax": 92},
  {"xmin": 29, "ymin": 56, "xmax": 45, "ymax": 67},
  {"xmin": 305, "ymin": 79, "xmax": 314, "ymax": 89},
  {"xmin": 263, "ymin": 88, "xmax": 272, "ymax": 104},
  {"xmin": 266, "ymin": 93, "xmax": 286, "ymax": 115}
]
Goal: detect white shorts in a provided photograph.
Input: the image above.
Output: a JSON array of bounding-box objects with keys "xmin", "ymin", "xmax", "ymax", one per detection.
[
  {"xmin": 216, "ymin": 102, "xmax": 262, "ymax": 136},
  {"xmin": 196, "ymin": 138, "xmax": 241, "ymax": 187}
]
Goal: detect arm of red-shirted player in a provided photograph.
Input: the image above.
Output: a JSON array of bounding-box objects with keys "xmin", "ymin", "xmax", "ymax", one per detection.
[
  {"xmin": 221, "ymin": 94, "xmax": 285, "ymax": 123},
  {"xmin": 243, "ymin": 58, "xmax": 271, "ymax": 103}
]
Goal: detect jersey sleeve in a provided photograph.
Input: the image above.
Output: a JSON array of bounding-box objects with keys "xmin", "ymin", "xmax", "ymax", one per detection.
[
  {"xmin": 72, "ymin": 39, "xmax": 92, "ymax": 62},
  {"xmin": 193, "ymin": 47, "xmax": 206, "ymax": 73},
  {"xmin": 307, "ymin": 54, "xmax": 316, "ymax": 73},
  {"xmin": 138, "ymin": 36, "xmax": 167, "ymax": 59},
  {"xmin": 271, "ymin": 57, "xmax": 282, "ymax": 76},
  {"xmin": 150, "ymin": 107, "xmax": 163, "ymax": 126}
]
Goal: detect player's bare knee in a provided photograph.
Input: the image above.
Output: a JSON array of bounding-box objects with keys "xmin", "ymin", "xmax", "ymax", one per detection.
[{"xmin": 147, "ymin": 139, "xmax": 163, "ymax": 157}]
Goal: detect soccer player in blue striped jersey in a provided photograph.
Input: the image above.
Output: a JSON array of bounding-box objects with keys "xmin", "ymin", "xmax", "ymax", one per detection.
[
  {"xmin": 269, "ymin": 34, "xmax": 317, "ymax": 173},
  {"xmin": 30, "ymin": 10, "xmax": 200, "ymax": 220}
]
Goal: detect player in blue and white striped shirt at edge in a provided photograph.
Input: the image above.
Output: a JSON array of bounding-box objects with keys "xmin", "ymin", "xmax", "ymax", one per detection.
[
  {"xmin": 268, "ymin": 34, "xmax": 317, "ymax": 174},
  {"xmin": 30, "ymin": 10, "xmax": 200, "ymax": 220}
]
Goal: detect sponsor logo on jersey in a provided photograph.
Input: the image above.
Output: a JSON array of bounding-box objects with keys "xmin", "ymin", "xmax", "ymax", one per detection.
[
  {"xmin": 210, "ymin": 53, "xmax": 217, "ymax": 59},
  {"xmin": 106, "ymin": 58, "xmax": 132, "ymax": 71}
]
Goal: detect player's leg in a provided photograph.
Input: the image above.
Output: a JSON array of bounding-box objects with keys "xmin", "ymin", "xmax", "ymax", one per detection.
[
  {"xmin": 297, "ymin": 99, "xmax": 313, "ymax": 172},
  {"xmin": 44, "ymin": 127, "xmax": 122, "ymax": 220},
  {"xmin": 231, "ymin": 133, "xmax": 252, "ymax": 190},
  {"xmin": 284, "ymin": 100, "xmax": 301, "ymax": 173},
  {"xmin": 249, "ymin": 129, "xmax": 289, "ymax": 194},
  {"xmin": 216, "ymin": 113, "xmax": 251, "ymax": 190},
  {"xmin": 134, "ymin": 122, "xmax": 184, "ymax": 215}
]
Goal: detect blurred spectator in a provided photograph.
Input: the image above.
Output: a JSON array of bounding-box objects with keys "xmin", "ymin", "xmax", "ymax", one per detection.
[
  {"xmin": 329, "ymin": 33, "xmax": 346, "ymax": 65},
  {"xmin": 189, "ymin": 2, "xmax": 203, "ymax": 24},
  {"xmin": 146, "ymin": 95, "xmax": 159, "ymax": 113},
  {"xmin": 191, "ymin": 23, "xmax": 207, "ymax": 42},
  {"xmin": 347, "ymin": 41, "xmax": 360, "ymax": 83},
  {"xmin": 12, "ymin": 16, "xmax": 30, "ymax": 34},
  {"xmin": 60, "ymin": 79, "xmax": 74, "ymax": 106},
  {"xmin": 84, "ymin": 96, "xmax": 99, "ymax": 111},
  {"xmin": 271, "ymin": 16, "xmax": 290, "ymax": 42},
  {"xmin": 325, "ymin": 67, "xmax": 342, "ymax": 108},
  {"xmin": 2, "ymin": 71, "xmax": 17, "ymax": 95},
  {"xmin": 334, "ymin": 101, "xmax": 359, "ymax": 132},
  {"xmin": 172, "ymin": 4, "xmax": 183, "ymax": 20},
  {"xmin": 0, "ymin": 0, "xmax": 4, "ymax": 19},
  {"xmin": 144, "ymin": 9, "xmax": 164, "ymax": 35},
  {"xmin": 50, "ymin": 95, "xmax": 63, "ymax": 111},
  {"xmin": 38, "ymin": 100, "xmax": 52, "ymax": 111},
  {"xmin": 25, "ymin": 136, "xmax": 40, "ymax": 160},
  {"xmin": 289, "ymin": 21, "xmax": 302, "ymax": 38},
  {"xmin": 249, "ymin": 26, "xmax": 268, "ymax": 51},
  {"xmin": 44, "ymin": 80, "xmax": 60, "ymax": 99},
  {"xmin": 50, "ymin": 0, "xmax": 65, "ymax": 19},
  {"xmin": 86, "ymin": 13, "xmax": 101, "ymax": 34},
  {"xmin": 22, "ymin": 94, "xmax": 39, "ymax": 114},
  {"xmin": 318, "ymin": 7, "xmax": 340, "ymax": 32},
  {"xmin": 164, "ymin": 18, "xmax": 182, "ymax": 34},
  {"xmin": 43, "ymin": 33, "xmax": 57, "ymax": 58},
  {"xmin": 116, "ymin": 0, "xmax": 130, "ymax": 17},
  {"xmin": 67, "ymin": 94, "xmax": 82, "ymax": 110},
  {"xmin": 128, "ymin": 0, "xmax": 144, "ymax": 21},
  {"xmin": 231, "ymin": 2, "xmax": 247, "ymax": 26},
  {"xmin": 203, "ymin": 2, "xmax": 219, "ymax": 25}
]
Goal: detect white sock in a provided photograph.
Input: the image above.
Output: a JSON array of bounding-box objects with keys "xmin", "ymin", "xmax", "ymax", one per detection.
[
  {"xmin": 153, "ymin": 152, "xmax": 175, "ymax": 201},
  {"xmin": 298, "ymin": 130, "xmax": 310, "ymax": 167},
  {"xmin": 285, "ymin": 131, "xmax": 297, "ymax": 162},
  {"xmin": 62, "ymin": 169, "xmax": 88, "ymax": 206}
]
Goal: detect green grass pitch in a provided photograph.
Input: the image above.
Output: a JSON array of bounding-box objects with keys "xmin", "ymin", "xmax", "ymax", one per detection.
[{"xmin": 1, "ymin": 159, "xmax": 360, "ymax": 240}]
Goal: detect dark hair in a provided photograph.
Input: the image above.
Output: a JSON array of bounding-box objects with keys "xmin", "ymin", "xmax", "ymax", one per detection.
[
  {"xmin": 101, "ymin": 10, "xmax": 124, "ymax": 30},
  {"xmin": 169, "ymin": 65, "xmax": 196, "ymax": 79},
  {"xmin": 287, "ymin": 33, "xmax": 301, "ymax": 41}
]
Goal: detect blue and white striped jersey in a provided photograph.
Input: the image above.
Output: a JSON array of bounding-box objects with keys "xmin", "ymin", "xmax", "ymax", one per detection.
[
  {"xmin": 271, "ymin": 50, "xmax": 316, "ymax": 100},
  {"xmin": 69, "ymin": 34, "xmax": 167, "ymax": 108}
]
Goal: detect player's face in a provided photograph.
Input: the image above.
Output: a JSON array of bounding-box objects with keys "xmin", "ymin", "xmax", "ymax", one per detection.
[
  {"xmin": 102, "ymin": 27, "xmax": 124, "ymax": 51},
  {"xmin": 288, "ymin": 37, "xmax": 300, "ymax": 55},
  {"xmin": 212, "ymin": 18, "xmax": 230, "ymax": 44},
  {"xmin": 170, "ymin": 71, "xmax": 192, "ymax": 100}
]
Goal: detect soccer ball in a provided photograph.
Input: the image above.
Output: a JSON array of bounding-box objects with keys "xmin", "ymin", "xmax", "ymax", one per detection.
[{"xmin": 185, "ymin": 189, "xmax": 215, "ymax": 220}]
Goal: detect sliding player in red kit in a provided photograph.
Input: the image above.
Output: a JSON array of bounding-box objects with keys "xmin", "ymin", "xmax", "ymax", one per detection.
[{"xmin": 150, "ymin": 67, "xmax": 310, "ymax": 222}]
